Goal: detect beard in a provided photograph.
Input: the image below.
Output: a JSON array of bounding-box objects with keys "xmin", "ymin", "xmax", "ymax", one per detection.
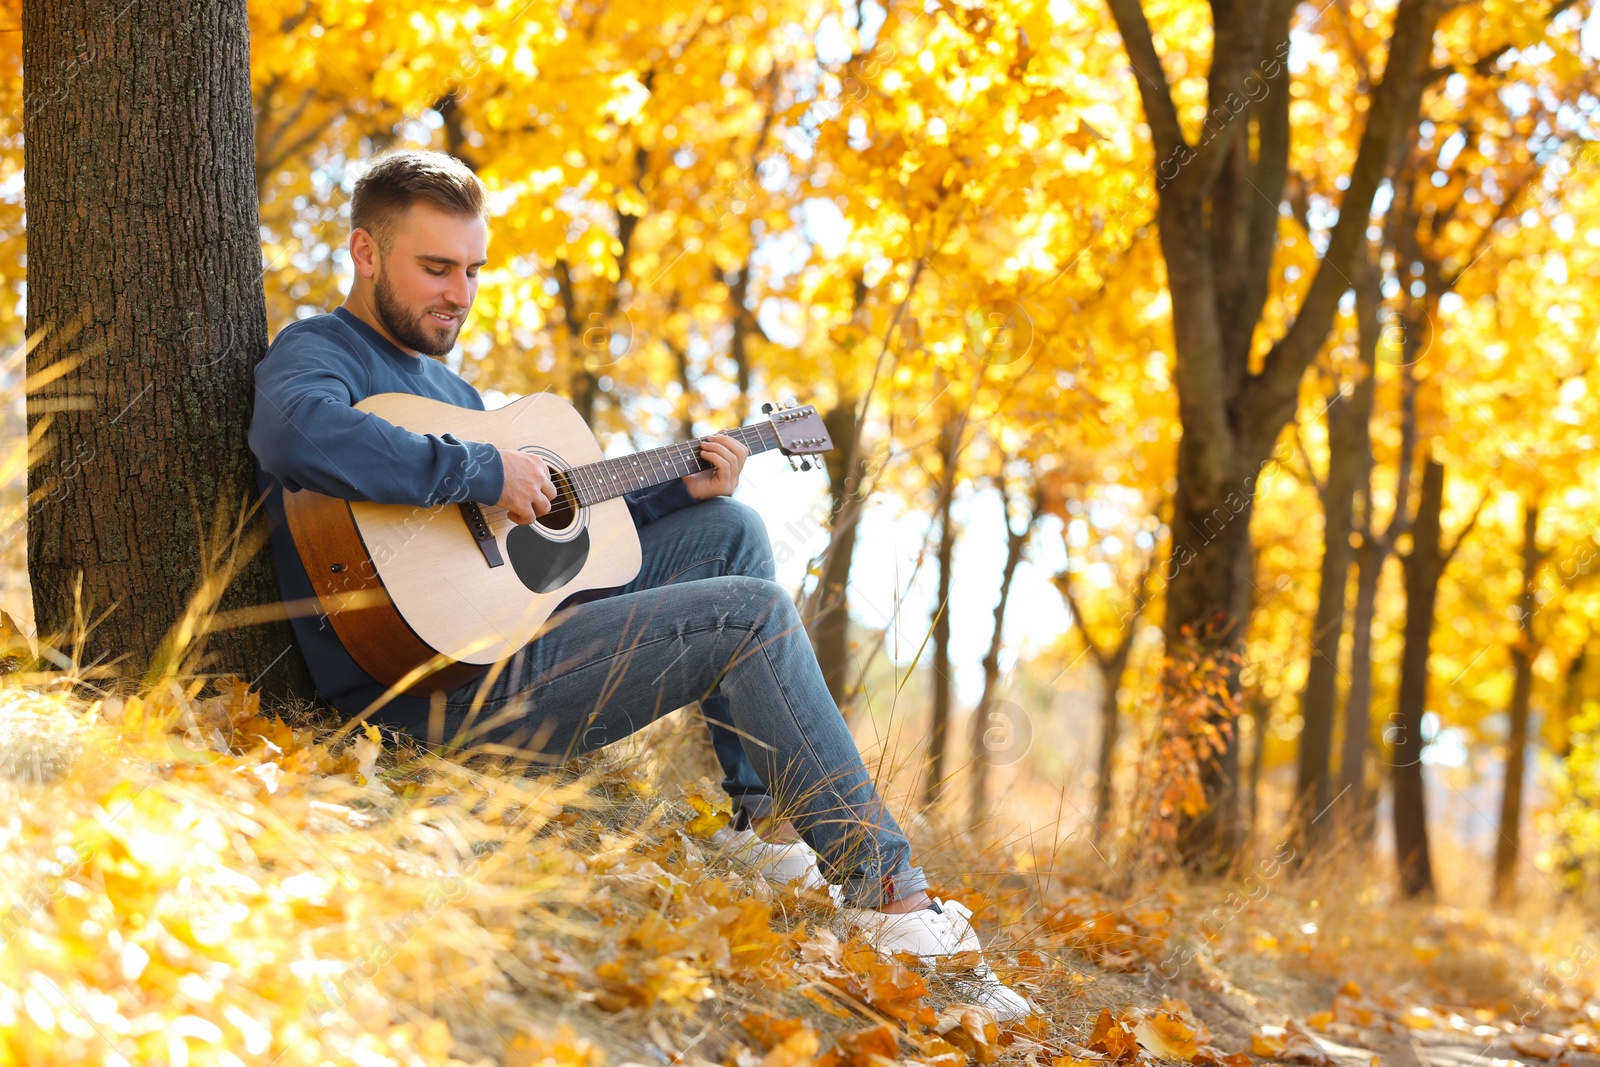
[{"xmin": 373, "ymin": 267, "xmax": 464, "ymax": 357}]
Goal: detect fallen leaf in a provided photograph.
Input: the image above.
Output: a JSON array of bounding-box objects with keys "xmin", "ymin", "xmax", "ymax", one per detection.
[
  {"xmin": 1135, "ymin": 1011, "xmax": 1199, "ymax": 1061},
  {"xmin": 1510, "ymin": 1033, "xmax": 1566, "ymax": 1061},
  {"xmin": 763, "ymin": 1027, "xmax": 820, "ymax": 1067},
  {"xmin": 938, "ymin": 1004, "xmax": 1001, "ymax": 1063},
  {"xmin": 1398, "ymin": 1010, "xmax": 1434, "ymax": 1031},
  {"xmin": 504, "ymin": 1022, "xmax": 605, "ymax": 1067},
  {"xmin": 1194, "ymin": 1046, "xmax": 1252, "ymax": 1067},
  {"xmin": 682, "ymin": 777, "xmax": 731, "ymax": 836},
  {"xmin": 1090, "ymin": 1009, "xmax": 1142, "ymax": 1062},
  {"xmin": 799, "ymin": 985, "xmax": 856, "ymax": 1020},
  {"xmin": 832, "ymin": 1023, "xmax": 900, "ymax": 1066},
  {"xmin": 1282, "ymin": 1020, "xmax": 1334, "ymax": 1066},
  {"xmin": 1251, "ymin": 1029, "xmax": 1287, "ymax": 1058},
  {"xmin": 741, "ymin": 1012, "xmax": 814, "ymax": 1050},
  {"xmin": 1332, "ymin": 995, "xmax": 1374, "ymax": 1027}
]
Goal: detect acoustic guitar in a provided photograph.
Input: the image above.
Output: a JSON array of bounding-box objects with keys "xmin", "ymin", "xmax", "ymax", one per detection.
[{"xmin": 283, "ymin": 392, "xmax": 833, "ymax": 695}]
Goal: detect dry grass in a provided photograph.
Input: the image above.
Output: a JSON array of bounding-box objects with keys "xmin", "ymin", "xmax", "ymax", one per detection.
[
  {"xmin": 5, "ymin": 664, "xmax": 1596, "ymax": 1067},
  {"xmin": 2, "ymin": 380, "xmax": 1598, "ymax": 1067}
]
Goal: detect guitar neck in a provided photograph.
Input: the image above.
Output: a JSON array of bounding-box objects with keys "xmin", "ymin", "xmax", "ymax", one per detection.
[{"xmin": 564, "ymin": 422, "xmax": 782, "ymax": 506}]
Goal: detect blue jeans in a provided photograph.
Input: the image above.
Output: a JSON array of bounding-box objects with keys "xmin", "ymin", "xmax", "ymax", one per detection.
[{"xmin": 379, "ymin": 497, "xmax": 926, "ymax": 908}]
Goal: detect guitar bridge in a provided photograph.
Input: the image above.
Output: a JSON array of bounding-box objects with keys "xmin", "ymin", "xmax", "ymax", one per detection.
[{"xmin": 458, "ymin": 502, "xmax": 505, "ymax": 568}]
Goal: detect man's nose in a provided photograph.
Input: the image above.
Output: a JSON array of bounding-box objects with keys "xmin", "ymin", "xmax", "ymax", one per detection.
[{"xmin": 444, "ymin": 272, "xmax": 471, "ymax": 309}]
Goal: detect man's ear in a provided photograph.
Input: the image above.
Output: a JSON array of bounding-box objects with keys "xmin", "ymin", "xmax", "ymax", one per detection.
[{"xmin": 350, "ymin": 228, "xmax": 380, "ymax": 279}]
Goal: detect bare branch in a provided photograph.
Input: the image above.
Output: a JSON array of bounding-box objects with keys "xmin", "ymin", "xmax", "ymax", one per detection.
[
  {"xmin": 1442, "ymin": 491, "xmax": 1489, "ymax": 563},
  {"xmin": 1105, "ymin": 0, "xmax": 1189, "ymax": 164},
  {"xmin": 1242, "ymin": 0, "xmax": 1442, "ymax": 459}
]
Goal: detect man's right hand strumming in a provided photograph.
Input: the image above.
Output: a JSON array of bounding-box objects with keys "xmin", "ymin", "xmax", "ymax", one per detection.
[{"xmin": 497, "ymin": 448, "xmax": 557, "ymax": 524}]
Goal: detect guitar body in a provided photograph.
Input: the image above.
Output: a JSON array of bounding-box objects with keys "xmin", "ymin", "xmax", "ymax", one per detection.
[{"xmin": 284, "ymin": 392, "xmax": 641, "ymax": 695}]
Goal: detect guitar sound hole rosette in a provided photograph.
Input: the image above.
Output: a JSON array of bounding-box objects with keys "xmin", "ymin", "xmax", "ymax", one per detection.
[{"xmin": 518, "ymin": 445, "xmax": 587, "ymax": 542}]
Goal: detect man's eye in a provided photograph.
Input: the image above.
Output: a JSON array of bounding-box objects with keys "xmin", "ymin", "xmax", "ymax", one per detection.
[{"xmin": 425, "ymin": 267, "xmax": 446, "ymax": 276}]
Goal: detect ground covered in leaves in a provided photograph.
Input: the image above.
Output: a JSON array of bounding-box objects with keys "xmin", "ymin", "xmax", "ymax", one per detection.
[{"xmin": 1, "ymin": 677, "xmax": 1597, "ymax": 1067}]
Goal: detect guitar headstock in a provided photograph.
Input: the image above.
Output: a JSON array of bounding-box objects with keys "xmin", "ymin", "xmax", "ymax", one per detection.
[{"xmin": 762, "ymin": 401, "xmax": 833, "ymax": 457}]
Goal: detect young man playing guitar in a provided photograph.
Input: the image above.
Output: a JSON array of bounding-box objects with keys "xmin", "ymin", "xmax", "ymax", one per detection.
[{"xmin": 249, "ymin": 150, "xmax": 1033, "ymax": 1020}]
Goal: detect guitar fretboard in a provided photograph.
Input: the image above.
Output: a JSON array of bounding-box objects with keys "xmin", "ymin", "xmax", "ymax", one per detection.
[{"xmin": 563, "ymin": 422, "xmax": 781, "ymax": 507}]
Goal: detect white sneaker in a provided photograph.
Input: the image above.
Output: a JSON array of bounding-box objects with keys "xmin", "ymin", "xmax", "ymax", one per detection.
[
  {"xmin": 708, "ymin": 825, "xmax": 828, "ymax": 889},
  {"xmin": 841, "ymin": 897, "xmax": 1037, "ymax": 1022}
]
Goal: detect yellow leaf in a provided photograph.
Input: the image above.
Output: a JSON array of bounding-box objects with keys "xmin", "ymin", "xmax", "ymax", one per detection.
[
  {"xmin": 1136, "ymin": 1011, "xmax": 1200, "ymax": 1061},
  {"xmin": 1251, "ymin": 1031, "xmax": 1287, "ymax": 1058}
]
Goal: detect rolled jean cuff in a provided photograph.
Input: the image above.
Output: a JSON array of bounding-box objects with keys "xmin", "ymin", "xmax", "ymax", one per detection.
[
  {"xmin": 840, "ymin": 864, "xmax": 929, "ymax": 909},
  {"xmin": 729, "ymin": 792, "xmax": 775, "ymax": 827}
]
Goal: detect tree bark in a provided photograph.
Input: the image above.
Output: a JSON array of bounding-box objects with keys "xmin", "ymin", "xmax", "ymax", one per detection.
[
  {"xmin": 1294, "ymin": 380, "xmax": 1361, "ymax": 851},
  {"xmin": 806, "ymin": 274, "xmax": 873, "ymax": 713},
  {"xmin": 1103, "ymin": 0, "xmax": 1442, "ymax": 870},
  {"xmin": 1297, "ymin": 254, "xmax": 1381, "ymax": 852},
  {"xmin": 809, "ymin": 400, "xmax": 866, "ymax": 710},
  {"xmin": 1343, "ymin": 530, "xmax": 1384, "ymax": 838},
  {"xmin": 922, "ymin": 422, "xmax": 959, "ymax": 808},
  {"xmin": 1246, "ymin": 689, "xmax": 1271, "ymax": 838},
  {"xmin": 1493, "ymin": 499, "xmax": 1541, "ymax": 904},
  {"xmin": 1393, "ymin": 456, "xmax": 1448, "ymax": 898},
  {"xmin": 1335, "ymin": 256, "xmax": 1391, "ymax": 839},
  {"xmin": 23, "ymin": 0, "xmax": 313, "ymax": 698}
]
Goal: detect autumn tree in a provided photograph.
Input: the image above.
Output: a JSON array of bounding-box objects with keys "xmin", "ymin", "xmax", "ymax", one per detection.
[{"xmin": 22, "ymin": 0, "xmax": 311, "ymax": 695}]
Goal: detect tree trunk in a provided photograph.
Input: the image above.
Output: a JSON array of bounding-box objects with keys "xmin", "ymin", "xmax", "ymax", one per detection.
[
  {"xmin": 1245, "ymin": 689, "xmax": 1270, "ymax": 839},
  {"xmin": 1558, "ymin": 645, "xmax": 1588, "ymax": 894},
  {"xmin": 1167, "ymin": 453, "xmax": 1256, "ymax": 868},
  {"xmin": 970, "ymin": 480, "xmax": 1038, "ymax": 830},
  {"xmin": 1103, "ymin": 0, "xmax": 1442, "ymax": 870},
  {"xmin": 728, "ymin": 265, "xmax": 754, "ymax": 426},
  {"xmin": 1343, "ymin": 533, "xmax": 1383, "ymax": 837},
  {"xmin": 23, "ymin": 0, "xmax": 313, "ymax": 698},
  {"xmin": 922, "ymin": 424, "xmax": 958, "ymax": 808},
  {"xmin": 669, "ymin": 334, "xmax": 695, "ymax": 440},
  {"xmin": 553, "ymin": 260, "xmax": 602, "ymax": 427},
  {"xmin": 1493, "ymin": 499, "xmax": 1540, "ymax": 904},
  {"xmin": 1393, "ymin": 456, "xmax": 1448, "ymax": 898},
  {"xmin": 1094, "ymin": 662, "xmax": 1128, "ymax": 843},
  {"xmin": 809, "ymin": 400, "xmax": 866, "ymax": 710},
  {"xmin": 1294, "ymin": 383, "xmax": 1362, "ymax": 851},
  {"xmin": 1335, "ymin": 257, "xmax": 1388, "ymax": 839}
]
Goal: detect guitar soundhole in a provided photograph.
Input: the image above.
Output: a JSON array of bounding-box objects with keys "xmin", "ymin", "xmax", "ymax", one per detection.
[{"xmin": 537, "ymin": 471, "xmax": 581, "ymax": 533}]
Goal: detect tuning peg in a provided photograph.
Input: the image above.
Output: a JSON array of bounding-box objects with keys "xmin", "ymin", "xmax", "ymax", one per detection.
[
  {"xmin": 762, "ymin": 402, "xmax": 773, "ymax": 415},
  {"xmin": 800, "ymin": 460, "xmax": 812, "ymax": 471},
  {"xmin": 787, "ymin": 455, "xmax": 799, "ymax": 471}
]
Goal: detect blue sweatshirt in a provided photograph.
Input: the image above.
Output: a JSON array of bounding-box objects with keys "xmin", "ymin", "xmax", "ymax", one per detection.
[{"xmin": 249, "ymin": 306, "xmax": 695, "ymax": 720}]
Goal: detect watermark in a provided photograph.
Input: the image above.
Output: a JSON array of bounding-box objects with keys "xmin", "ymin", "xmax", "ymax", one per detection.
[
  {"xmin": 970, "ymin": 300, "xmax": 1035, "ymax": 368},
  {"xmin": 973, "ymin": 698, "xmax": 1033, "ymax": 767},
  {"xmin": 0, "ymin": 0, "xmax": 141, "ymax": 141},
  {"xmin": 576, "ymin": 310, "xmax": 634, "ymax": 371},
  {"xmin": 1154, "ymin": 40, "xmax": 1291, "ymax": 190}
]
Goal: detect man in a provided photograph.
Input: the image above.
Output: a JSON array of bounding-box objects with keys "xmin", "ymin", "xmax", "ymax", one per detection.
[{"xmin": 249, "ymin": 150, "xmax": 1033, "ymax": 1020}]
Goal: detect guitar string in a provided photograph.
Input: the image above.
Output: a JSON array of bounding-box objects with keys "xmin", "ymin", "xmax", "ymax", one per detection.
[
  {"xmin": 528, "ymin": 421, "xmax": 789, "ymax": 510},
  {"xmin": 499, "ymin": 422, "xmax": 782, "ymax": 515},
  {"xmin": 565, "ymin": 424, "xmax": 777, "ymax": 506}
]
